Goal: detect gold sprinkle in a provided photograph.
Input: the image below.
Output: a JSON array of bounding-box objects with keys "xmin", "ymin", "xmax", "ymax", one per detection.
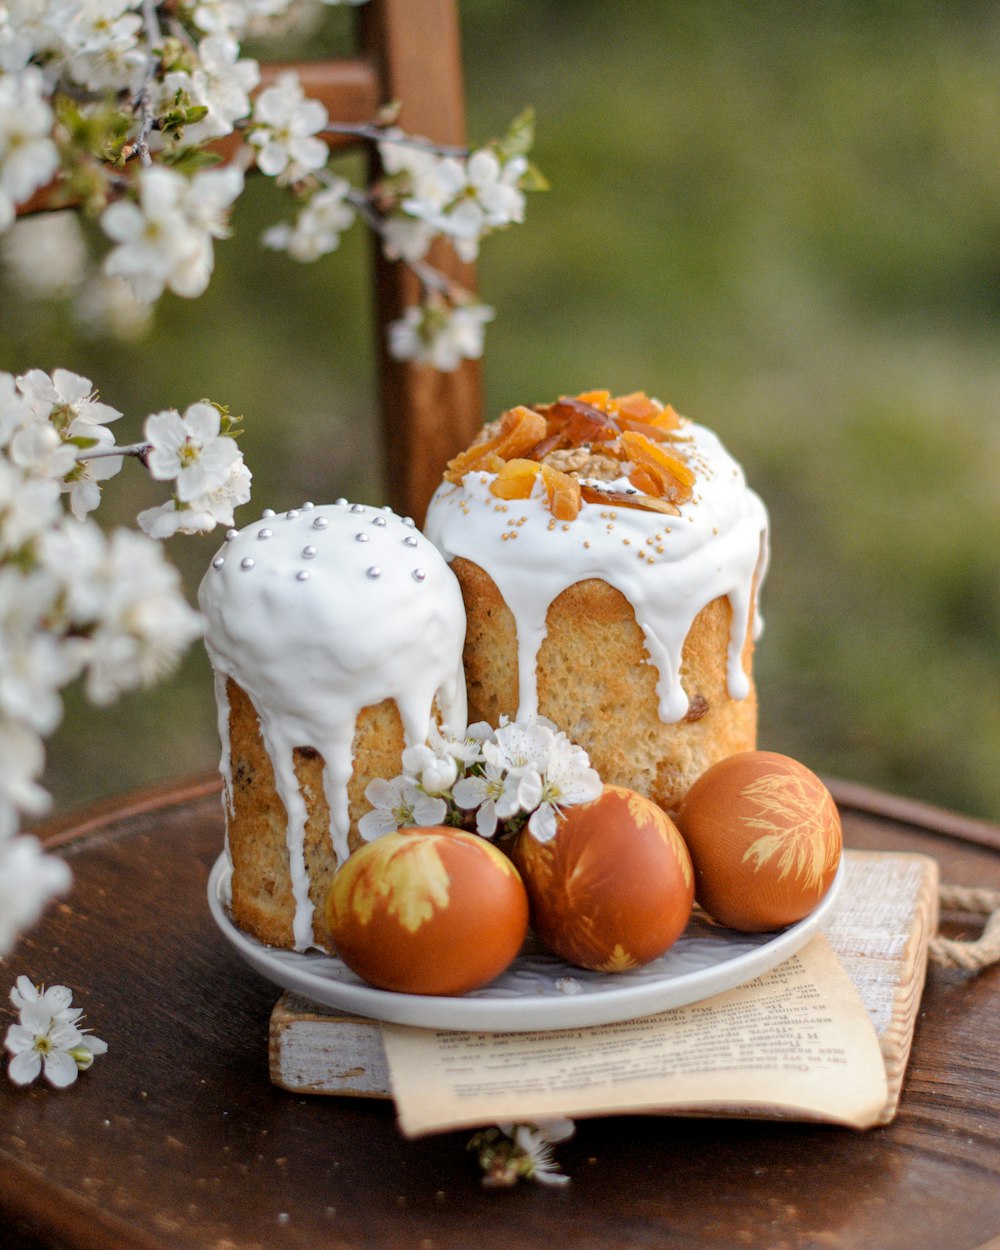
[
  {"xmin": 657, "ymin": 545, "xmax": 665, "ymax": 554},
  {"xmin": 583, "ymin": 540, "xmax": 591, "ymax": 548},
  {"xmin": 623, "ymin": 538, "xmax": 631, "ymax": 546},
  {"xmin": 562, "ymin": 524, "xmax": 570, "ymax": 531}
]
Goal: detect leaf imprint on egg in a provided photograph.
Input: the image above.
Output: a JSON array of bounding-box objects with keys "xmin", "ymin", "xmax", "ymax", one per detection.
[{"xmin": 738, "ymin": 772, "xmax": 837, "ymax": 890}]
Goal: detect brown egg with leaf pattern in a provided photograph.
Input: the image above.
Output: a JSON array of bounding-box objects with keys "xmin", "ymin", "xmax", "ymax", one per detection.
[
  {"xmin": 676, "ymin": 751, "xmax": 842, "ymax": 932},
  {"xmin": 325, "ymin": 827, "xmax": 529, "ymax": 996},
  {"xmin": 512, "ymin": 784, "xmax": 695, "ymax": 972}
]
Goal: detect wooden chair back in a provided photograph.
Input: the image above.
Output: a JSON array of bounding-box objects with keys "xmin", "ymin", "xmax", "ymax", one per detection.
[{"xmin": 267, "ymin": 0, "xmax": 484, "ymax": 522}]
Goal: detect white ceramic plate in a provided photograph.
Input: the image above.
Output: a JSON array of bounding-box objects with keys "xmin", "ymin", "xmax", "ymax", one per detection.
[{"xmin": 208, "ymin": 853, "xmax": 844, "ymax": 1032}]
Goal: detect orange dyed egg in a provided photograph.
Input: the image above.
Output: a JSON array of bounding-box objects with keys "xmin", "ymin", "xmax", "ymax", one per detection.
[
  {"xmin": 676, "ymin": 751, "xmax": 842, "ymax": 932},
  {"xmin": 325, "ymin": 827, "xmax": 529, "ymax": 996},
  {"xmin": 512, "ymin": 785, "xmax": 695, "ymax": 972}
]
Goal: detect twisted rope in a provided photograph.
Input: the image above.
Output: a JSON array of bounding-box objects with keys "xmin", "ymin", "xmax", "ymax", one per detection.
[{"xmin": 929, "ymin": 884, "xmax": 1000, "ymax": 972}]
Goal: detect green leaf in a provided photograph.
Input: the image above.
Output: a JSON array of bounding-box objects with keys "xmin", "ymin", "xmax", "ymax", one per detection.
[
  {"xmin": 496, "ymin": 107, "xmax": 536, "ymax": 161},
  {"xmin": 519, "ymin": 161, "xmax": 550, "ymax": 193},
  {"xmin": 161, "ymin": 146, "xmax": 223, "ymax": 173}
]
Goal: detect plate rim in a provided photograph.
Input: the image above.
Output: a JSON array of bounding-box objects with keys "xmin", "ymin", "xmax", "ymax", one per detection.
[{"xmin": 207, "ymin": 852, "xmax": 845, "ymax": 1032}]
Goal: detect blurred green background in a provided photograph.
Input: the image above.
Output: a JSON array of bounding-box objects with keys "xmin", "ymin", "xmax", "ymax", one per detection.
[{"xmin": 2, "ymin": 0, "xmax": 999, "ymax": 823}]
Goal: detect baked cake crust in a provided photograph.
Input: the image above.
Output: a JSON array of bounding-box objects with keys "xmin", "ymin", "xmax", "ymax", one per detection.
[{"xmin": 454, "ymin": 558, "xmax": 756, "ymax": 816}]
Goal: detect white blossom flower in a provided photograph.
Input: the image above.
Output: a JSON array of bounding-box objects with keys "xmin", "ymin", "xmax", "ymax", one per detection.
[
  {"xmin": 161, "ymin": 35, "xmax": 259, "ymax": 143},
  {"xmin": 358, "ymin": 776, "xmax": 447, "ymax": 841},
  {"xmin": 137, "ymin": 456, "xmax": 251, "ymax": 537},
  {"xmin": 0, "ymin": 67, "xmax": 60, "ymax": 231},
  {"xmin": 62, "ymin": 0, "xmax": 146, "ymax": 94},
  {"xmin": 0, "ymin": 371, "xmax": 34, "ymax": 445},
  {"xmin": 1, "ymin": 211, "xmax": 88, "ymax": 299},
  {"xmin": 452, "ymin": 759, "xmax": 512, "ymax": 839},
  {"xmin": 4, "ymin": 976, "xmax": 107, "ymax": 1086},
  {"xmin": 486, "ymin": 716, "xmax": 557, "ymax": 776},
  {"xmin": 474, "ymin": 1119, "xmax": 574, "ymax": 1188},
  {"xmin": 246, "ymin": 71, "xmax": 328, "ymax": 180},
  {"xmin": 16, "ymin": 367, "xmax": 123, "ymax": 432},
  {"xmin": 388, "ymin": 302, "xmax": 494, "ymax": 372},
  {"xmin": 262, "ymin": 178, "xmax": 356, "ymax": 261},
  {"xmin": 400, "ymin": 742, "xmax": 459, "ymax": 796},
  {"xmin": 402, "ymin": 147, "xmax": 528, "ymax": 262},
  {"xmin": 0, "ymin": 456, "xmax": 62, "ymax": 553},
  {"xmin": 379, "ymin": 213, "xmax": 435, "ymax": 264},
  {"xmin": 102, "ymin": 165, "xmax": 242, "ymax": 302},
  {"xmin": 73, "ymin": 273, "xmax": 156, "ymax": 342},
  {"xmin": 0, "ymin": 718, "xmax": 50, "ymax": 838},
  {"xmin": 144, "ymin": 401, "xmax": 239, "ymax": 502},
  {"xmin": 525, "ymin": 734, "xmax": 602, "ymax": 843},
  {"xmin": 0, "ymin": 841, "xmax": 70, "ymax": 956},
  {"xmin": 78, "ymin": 527, "xmax": 203, "ymax": 703},
  {"xmin": 0, "ymin": 566, "xmax": 75, "ymax": 733},
  {"xmin": 8, "ymin": 420, "xmax": 78, "ymax": 481}
]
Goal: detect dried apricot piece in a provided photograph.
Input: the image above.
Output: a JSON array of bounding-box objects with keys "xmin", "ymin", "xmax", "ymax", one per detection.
[
  {"xmin": 620, "ymin": 430, "xmax": 695, "ymax": 505},
  {"xmin": 444, "ymin": 406, "xmax": 547, "ymax": 483},
  {"xmin": 539, "ymin": 463, "xmax": 582, "ymax": 520},
  {"xmin": 575, "ymin": 389, "xmax": 613, "ymax": 411},
  {"xmin": 609, "ymin": 391, "xmax": 660, "ymax": 422},
  {"xmin": 489, "ymin": 458, "xmax": 541, "ymax": 500}
]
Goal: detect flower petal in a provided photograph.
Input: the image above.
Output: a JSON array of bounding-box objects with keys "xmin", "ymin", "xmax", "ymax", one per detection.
[
  {"xmin": 42, "ymin": 1049, "xmax": 78, "ymax": 1088},
  {"xmin": 7, "ymin": 1048, "xmax": 42, "ymax": 1086}
]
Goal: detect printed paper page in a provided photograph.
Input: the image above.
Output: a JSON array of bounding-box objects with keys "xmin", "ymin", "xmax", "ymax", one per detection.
[{"xmin": 381, "ymin": 934, "xmax": 888, "ymax": 1137}]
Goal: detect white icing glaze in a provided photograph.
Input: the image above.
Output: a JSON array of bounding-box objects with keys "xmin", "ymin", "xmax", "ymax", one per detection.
[
  {"xmin": 424, "ymin": 419, "xmax": 768, "ymax": 723},
  {"xmin": 198, "ymin": 501, "xmax": 467, "ymax": 950}
]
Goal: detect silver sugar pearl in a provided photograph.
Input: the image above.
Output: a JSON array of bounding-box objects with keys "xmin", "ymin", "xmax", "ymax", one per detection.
[
  {"xmin": 313, "ymin": 516, "xmax": 329, "ymax": 530},
  {"xmin": 403, "ymin": 535, "xmax": 419, "ymax": 548},
  {"xmin": 302, "ymin": 546, "xmax": 317, "ymax": 559},
  {"xmin": 355, "ymin": 532, "xmax": 370, "ymax": 543},
  {"xmin": 302, "ymin": 501, "xmax": 314, "ymax": 511},
  {"xmin": 350, "ymin": 503, "xmax": 365, "ymax": 514},
  {"xmin": 372, "ymin": 516, "xmax": 387, "ymax": 527},
  {"xmin": 212, "ymin": 556, "xmax": 225, "ymax": 569},
  {"xmin": 296, "ymin": 569, "xmax": 311, "ymax": 581},
  {"xmin": 240, "ymin": 557, "xmax": 255, "ymax": 571},
  {"xmin": 402, "ymin": 516, "xmax": 416, "ymax": 527},
  {"xmin": 225, "ymin": 528, "xmax": 238, "ymax": 542},
  {"xmin": 366, "ymin": 566, "xmax": 382, "ymax": 579},
  {"xmin": 286, "ymin": 509, "xmax": 299, "ymax": 519},
  {"xmin": 258, "ymin": 528, "xmax": 272, "ymax": 540},
  {"xmin": 335, "ymin": 498, "xmax": 347, "ymax": 506},
  {"xmin": 262, "ymin": 508, "xmax": 275, "ymax": 519},
  {"xmin": 412, "ymin": 568, "xmax": 426, "ymax": 582}
]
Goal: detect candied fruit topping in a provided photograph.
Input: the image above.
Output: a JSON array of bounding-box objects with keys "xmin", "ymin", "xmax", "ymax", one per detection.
[
  {"xmin": 448, "ymin": 389, "xmax": 696, "ymax": 520},
  {"xmin": 444, "ymin": 406, "xmax": 547, "ymax": 484}
]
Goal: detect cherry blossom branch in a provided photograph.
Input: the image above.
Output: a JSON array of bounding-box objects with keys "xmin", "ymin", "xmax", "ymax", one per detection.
[
  {"xmin": 321, "ymin": 121, "xmax": 469, "ymax": 159},
  {"xmin": 345, "ymin": 186, "xmax": 471, "ymax": 304},
  {"xmin": 120, "ymin": 0, "xmax": 164, "ymax": 167}
]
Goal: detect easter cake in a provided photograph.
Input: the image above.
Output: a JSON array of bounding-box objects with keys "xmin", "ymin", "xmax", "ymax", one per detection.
[
  {"xmin": 423, "ymin": 390, "xmax": 769, "ymax": 818},
  {"xmin": 199, "ymin": 501, "xmax": 467, "ymax": 952}
]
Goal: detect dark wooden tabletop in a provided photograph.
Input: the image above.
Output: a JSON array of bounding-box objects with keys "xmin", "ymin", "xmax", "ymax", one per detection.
[{"xmin": 3, "ymin": 775, "xmax": 1000, "ymax": 1250}]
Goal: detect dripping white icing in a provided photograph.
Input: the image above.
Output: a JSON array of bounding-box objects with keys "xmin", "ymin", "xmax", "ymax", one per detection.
[
  {"xmin": 424, "ymin": 419, "xmax": 769, "ymax": 724},
  {"xmin": 198, "ymin": 501, "xmax": 468, "ymax": 951}
]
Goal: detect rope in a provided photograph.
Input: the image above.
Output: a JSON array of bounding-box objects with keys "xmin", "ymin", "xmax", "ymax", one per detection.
[{"xmin": 929, "ymin": 883, "xmax": 1000, "ymax": 972}]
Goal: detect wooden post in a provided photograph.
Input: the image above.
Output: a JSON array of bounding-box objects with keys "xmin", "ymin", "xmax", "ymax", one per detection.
[{"xmin": 360, "ymin": 0, "xmax": 485, "ymax": 524}]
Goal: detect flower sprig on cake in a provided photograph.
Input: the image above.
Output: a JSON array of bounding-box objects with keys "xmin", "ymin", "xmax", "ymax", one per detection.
[
  {"xmin": 0, "ymin": 0, "xmax": 545, "ymax": 367},
  {"xmin": 0, "ymin": 364, "xmax": 250, "ymax": 958},
  {"xmin": 358, "ymin": 715, "xmax": 602, "ymax": 845},
  {"xmin": 443, "ymin": 389, "xmax": 696, "ymax": 520}
]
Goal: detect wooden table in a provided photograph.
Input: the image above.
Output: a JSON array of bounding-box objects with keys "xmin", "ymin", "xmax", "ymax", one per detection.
[{"xmin": 3, "ymin": 776, "xmax": 1000, "ymax": 1250}]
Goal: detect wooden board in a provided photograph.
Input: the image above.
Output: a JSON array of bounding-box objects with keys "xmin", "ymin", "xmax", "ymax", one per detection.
[{"xmin": 269, "ymin": 849, "xmax": 938, "ymax": 1126}]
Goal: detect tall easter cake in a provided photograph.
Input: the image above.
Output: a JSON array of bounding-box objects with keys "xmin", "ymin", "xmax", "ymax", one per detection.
[
  {"xmin": 423, "ymin": 390, "xmax": 769, "ymax": 817},
  {"xmin": 199, "ymin": 501, "xmax": 467, "ymax": 952}
]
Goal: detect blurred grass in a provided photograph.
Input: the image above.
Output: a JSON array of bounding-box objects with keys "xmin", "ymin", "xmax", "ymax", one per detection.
[{"xmin": 2, "ymin": 0, "xmax": 999, "ymax": 820}]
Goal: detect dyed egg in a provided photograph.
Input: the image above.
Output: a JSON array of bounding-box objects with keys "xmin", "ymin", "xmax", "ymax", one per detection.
[
  {"xmin": 325, "ymin": 826, "xmax": 529, "ymax": 996},
  {"xmin": 512, "ymin": 785, "xmax": 695, "ymax": 972},
  {"xmin": 676, "ymin": 751, "xmax": 842, "ymax": 932}
]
